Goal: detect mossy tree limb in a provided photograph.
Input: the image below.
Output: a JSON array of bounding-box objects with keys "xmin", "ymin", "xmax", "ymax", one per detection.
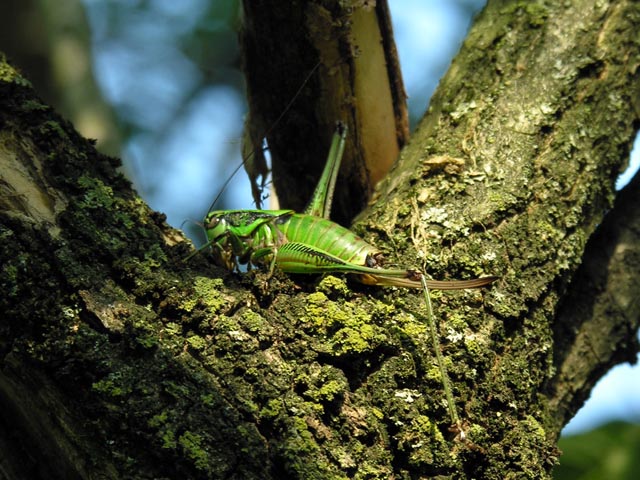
[{"xmin": 1, "ymin": 1, "xmax": 640, "ymax": 479}]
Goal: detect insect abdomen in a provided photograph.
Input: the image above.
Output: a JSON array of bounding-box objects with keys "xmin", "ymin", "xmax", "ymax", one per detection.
[{"xmin": 277, "ymin": 214, "xmax": 377, "ymax": 266}]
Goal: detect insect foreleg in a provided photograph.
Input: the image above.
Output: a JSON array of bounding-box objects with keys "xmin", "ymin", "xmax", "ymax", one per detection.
[{"xmin": 250, "ymin": 246, "xmax": 279, "ymax": 276}]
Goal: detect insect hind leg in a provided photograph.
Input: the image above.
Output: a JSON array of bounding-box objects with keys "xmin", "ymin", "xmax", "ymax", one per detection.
[{"xmin": 419, "ymin": 274, "xmax": 464, "ymax": 438}]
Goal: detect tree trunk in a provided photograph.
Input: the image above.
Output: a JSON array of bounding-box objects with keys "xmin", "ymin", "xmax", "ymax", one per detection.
[{"xmin": 1, "ymin": 1, "xmax": 639, "ymax": 479}]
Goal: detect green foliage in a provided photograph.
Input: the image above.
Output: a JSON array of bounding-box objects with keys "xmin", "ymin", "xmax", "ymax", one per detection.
[{"xmin": 555, "ymin": 421, "xmax": 640, "ymax": 480}]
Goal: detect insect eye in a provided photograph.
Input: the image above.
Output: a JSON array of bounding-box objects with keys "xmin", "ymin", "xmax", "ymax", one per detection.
[{"xmin": 205, "ymin": 216, "xmax": 220, "ymax": 229}]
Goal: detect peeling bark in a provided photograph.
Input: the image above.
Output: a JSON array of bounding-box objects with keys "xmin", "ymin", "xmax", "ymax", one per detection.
[{"xmin": 240, "ymin": 0, "xmax": 408, "ymax": 223}]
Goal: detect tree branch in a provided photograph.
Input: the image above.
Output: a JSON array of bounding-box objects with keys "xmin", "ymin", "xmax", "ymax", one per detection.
[{"xmin": 549, "ymin": 171, "xmax": 640, "ymax": 431}]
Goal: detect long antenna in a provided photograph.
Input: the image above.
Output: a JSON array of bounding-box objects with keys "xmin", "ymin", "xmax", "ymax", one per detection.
[{"xmin": 206, "ymin": 61, "xmax": 322, "ymax": 213}]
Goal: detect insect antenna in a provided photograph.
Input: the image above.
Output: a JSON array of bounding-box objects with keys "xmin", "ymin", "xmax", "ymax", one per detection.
[
  {"xmin": 206, "ymin": 60, "xmax": 322, "ymax": 213},
  {"xmin": 180, "ymin": 218, "xmax": 213, "ymax": 260},
  {"xmin": 180, "ymin": 218, "xmax": 204, "ymax": 230}
]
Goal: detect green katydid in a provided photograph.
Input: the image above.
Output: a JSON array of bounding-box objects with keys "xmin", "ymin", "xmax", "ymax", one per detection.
[{"xmin": 198, "ymin": 122, "xmax": 497, "ymax": 435}]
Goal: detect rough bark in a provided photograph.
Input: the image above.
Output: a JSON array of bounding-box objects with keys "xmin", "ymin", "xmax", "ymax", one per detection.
[
  {"xmin": 1, "ymin": 1, "xmax": 639, "ymax": 480},
  {"xmin": 355, "ymin": 0, "xmax": 640, "ymax": 476}
]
